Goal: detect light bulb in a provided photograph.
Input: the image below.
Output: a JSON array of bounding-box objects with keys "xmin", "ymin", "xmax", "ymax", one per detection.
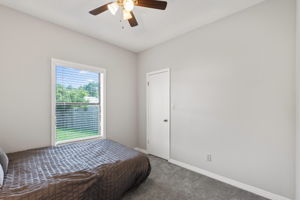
[
  {"xmin": 123, "ymin": 9, "xmax": 132, "ymax": 20},
  {"xmin": 108, "ymin": 2, "xmax": 119, "ymax": 15},
  {"xmin": 123, "ymin": 0, "xmax": 134, "ymax": 11}
]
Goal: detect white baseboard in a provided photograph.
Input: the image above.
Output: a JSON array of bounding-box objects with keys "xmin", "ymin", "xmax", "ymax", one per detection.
[
  {"xmin": 133, "ymin": 148, "xmax": 291, "ymax": 200},
  {"xmin": 168, "ymin": 159, "xmax": 291, "ymax": 200},
  {"xmin": 134, "ymin": 147, "xmax": 148, "ymax": 154}
]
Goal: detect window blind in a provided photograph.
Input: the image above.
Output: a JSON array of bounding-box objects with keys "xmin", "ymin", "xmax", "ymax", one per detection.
[{"xmin": 55, "ymin": 66, "xmax": 101, "ymax": 142}]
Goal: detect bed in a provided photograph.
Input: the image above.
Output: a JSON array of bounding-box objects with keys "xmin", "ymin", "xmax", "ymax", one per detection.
[{"xmin": 0, "ymin": 139, "xmax": 151, "ymax": 200}]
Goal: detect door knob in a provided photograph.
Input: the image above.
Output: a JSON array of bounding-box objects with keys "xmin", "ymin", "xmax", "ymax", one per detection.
[{"xmin": 164, "ymin": 119, "xmax": 168, "ymax": 122}]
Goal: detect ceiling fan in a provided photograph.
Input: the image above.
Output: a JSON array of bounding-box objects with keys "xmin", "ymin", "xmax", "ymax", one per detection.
[{"xmin": 89, "ymin": 0, "xmax": 167, "ymax": 27}]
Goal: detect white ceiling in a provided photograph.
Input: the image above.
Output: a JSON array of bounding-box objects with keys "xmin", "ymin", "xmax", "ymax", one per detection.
[{"xmin": 0, "ymin": 0, "xmax": 265, "ymax": 52}]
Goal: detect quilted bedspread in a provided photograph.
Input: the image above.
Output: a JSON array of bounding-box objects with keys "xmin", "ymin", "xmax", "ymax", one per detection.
[{"xmin": 0, "ymin": 139, "xmax": 151, "ymax": 200}]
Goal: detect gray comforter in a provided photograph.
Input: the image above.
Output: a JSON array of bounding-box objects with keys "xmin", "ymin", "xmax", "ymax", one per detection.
[{"xmin": 0, "ymin": 139, "xmax": 151, "ymax": 200}]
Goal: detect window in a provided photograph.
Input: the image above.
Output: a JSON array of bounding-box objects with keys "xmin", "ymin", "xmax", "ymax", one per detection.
[{"xmin": 51, "ymin": 59, "xmax": 106, "ymax": 145}]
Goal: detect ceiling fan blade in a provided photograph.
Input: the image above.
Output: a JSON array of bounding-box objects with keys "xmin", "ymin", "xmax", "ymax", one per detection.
[
  {"xmin": 136, "ymin": 0, "xmax": 167, "ymax": 10},
  {"xmin": 128, "ymin": 12, "xmax": 138, "ymax": 27},
  {"xmin": 89, "ymin": 2, "xmax": 112, "ymax": 15}
]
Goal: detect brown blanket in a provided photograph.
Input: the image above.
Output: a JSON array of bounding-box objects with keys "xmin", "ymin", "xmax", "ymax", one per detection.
[{"xmin": 0, "ymin": 139, "xmax": 151, "ymax": 200}]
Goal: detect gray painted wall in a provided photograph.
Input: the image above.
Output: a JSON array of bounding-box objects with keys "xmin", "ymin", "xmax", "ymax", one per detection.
[
  {"xmin": 137, "ymin": 0, "xmax": 295, "ymax": 198},
  {"xmin": 296, "ymin": 0, "xmax": 300, "ymax": 199},
  {"xmin": 0, "ymin": 5, "xmax": 138, "ymax": 153}
]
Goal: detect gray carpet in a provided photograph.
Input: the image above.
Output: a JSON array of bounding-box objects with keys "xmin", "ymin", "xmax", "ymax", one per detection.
[{"xmin": 123, "ymin": 156, "xmax": 268, "ymax": 200}]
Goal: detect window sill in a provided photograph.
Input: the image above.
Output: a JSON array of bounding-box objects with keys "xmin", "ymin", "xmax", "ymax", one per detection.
[{"xmin": 55, "ymin": 135, "xmax": 104, "ymax": 146}]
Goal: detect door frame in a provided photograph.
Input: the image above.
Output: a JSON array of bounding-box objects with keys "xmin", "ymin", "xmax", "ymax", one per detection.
[{"xmin": 146, "ymin": 68, "xmax": 170, "ymax": 160}]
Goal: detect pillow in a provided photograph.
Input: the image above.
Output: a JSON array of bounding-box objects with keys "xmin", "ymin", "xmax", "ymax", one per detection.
[
  {"xmin": 0, "ymin": 148, "xmax": 8, "ymax": 173},
  {"xmin": 0, "ymin": 164, "xmax": 3, "ymax": 188}
]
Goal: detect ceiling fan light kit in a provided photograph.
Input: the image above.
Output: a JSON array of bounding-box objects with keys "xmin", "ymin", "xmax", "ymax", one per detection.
[
  {"xmin": 123, "ymin": 0, "xmax": 135, "ymax": 12},
  {"xmin": 123, "ymin": 9, "xmax": 133, "ymax": 20},
  {"xmin": 107, "ymin": 2, "xmax": 119, "ymax": 15},
  {"xmin": 89, "ymin": 0, "xmax": 167, "ymax": 27}
]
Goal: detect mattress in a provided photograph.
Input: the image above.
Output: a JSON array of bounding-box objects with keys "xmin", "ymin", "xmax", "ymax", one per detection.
[{"xmin": 0, "ymin": 139, "xmax": 151, "ymax": 200}]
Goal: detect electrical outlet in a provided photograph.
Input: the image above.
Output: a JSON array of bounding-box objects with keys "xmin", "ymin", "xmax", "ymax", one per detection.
[{"xmin": 206, "ymin": 154, "xmax": 212, "ymax": 162}]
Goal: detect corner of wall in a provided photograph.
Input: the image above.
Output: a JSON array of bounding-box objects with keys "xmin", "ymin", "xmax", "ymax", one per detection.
[
  {"xmin": 296, "ymin": 0, "xmax": 300, "ymax": 198},
  {"xmin": 134, "ymin": 51, "xmax": 140, "ymax": 148},
  {"xmin": 296, "ymin": 0, "xmax": 300, "ymax": 199},
  {"xmin": 136, "ymin": 51, "xmax": 146, "ymax": 149}
]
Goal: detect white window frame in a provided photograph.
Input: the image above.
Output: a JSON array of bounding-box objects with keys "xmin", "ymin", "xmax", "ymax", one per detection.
[{"xmin": 51, "ymin": 58, "xmax": 106, "ymax": 146}]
